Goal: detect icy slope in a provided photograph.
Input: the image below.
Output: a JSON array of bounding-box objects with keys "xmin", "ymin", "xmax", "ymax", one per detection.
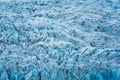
[{"xmin": 0, "ymin": 0, "xmax": 120, "ymax": 80}]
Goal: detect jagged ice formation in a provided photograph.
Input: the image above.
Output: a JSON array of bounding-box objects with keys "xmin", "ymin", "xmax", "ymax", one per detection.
[{"xmin": 0, "ymin": 0, "xmax": 120, "ymax": 80}]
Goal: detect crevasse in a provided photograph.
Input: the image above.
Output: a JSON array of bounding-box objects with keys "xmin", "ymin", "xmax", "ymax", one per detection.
[{"xmin": 0, "ymin": 0, "xmax": 120, "ymax": 80}]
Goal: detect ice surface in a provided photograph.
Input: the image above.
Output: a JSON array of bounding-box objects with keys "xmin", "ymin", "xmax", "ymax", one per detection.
[{"xmin": 0, "ymin": 0, "xmax": 120, "ymax": 80}]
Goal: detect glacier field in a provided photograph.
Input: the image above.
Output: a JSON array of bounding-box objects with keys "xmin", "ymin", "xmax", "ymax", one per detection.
[{"xmin": 0, "ymin": 0, "xmax": 120, "ymax": 80}]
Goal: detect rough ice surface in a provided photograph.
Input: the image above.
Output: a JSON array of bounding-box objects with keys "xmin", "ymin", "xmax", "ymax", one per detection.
[{"xmin": 0, "ymin": 0, "xmax": 120, "ymax": 80}]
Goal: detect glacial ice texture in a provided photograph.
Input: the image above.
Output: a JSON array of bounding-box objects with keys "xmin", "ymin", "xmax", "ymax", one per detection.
[{"xmin": 0, "ymin": 0, "xmax": 120, "ymax": 80}]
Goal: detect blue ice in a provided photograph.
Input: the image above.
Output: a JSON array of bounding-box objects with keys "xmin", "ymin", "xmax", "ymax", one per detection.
[{"xmin": 0, "ymin": 0, "xmax": 120, "ymax": 80}]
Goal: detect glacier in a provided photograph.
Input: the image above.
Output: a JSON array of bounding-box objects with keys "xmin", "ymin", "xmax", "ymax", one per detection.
[{"xmin": 0, "ymin": 0, "xmax": 120, "ymax": 80}]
